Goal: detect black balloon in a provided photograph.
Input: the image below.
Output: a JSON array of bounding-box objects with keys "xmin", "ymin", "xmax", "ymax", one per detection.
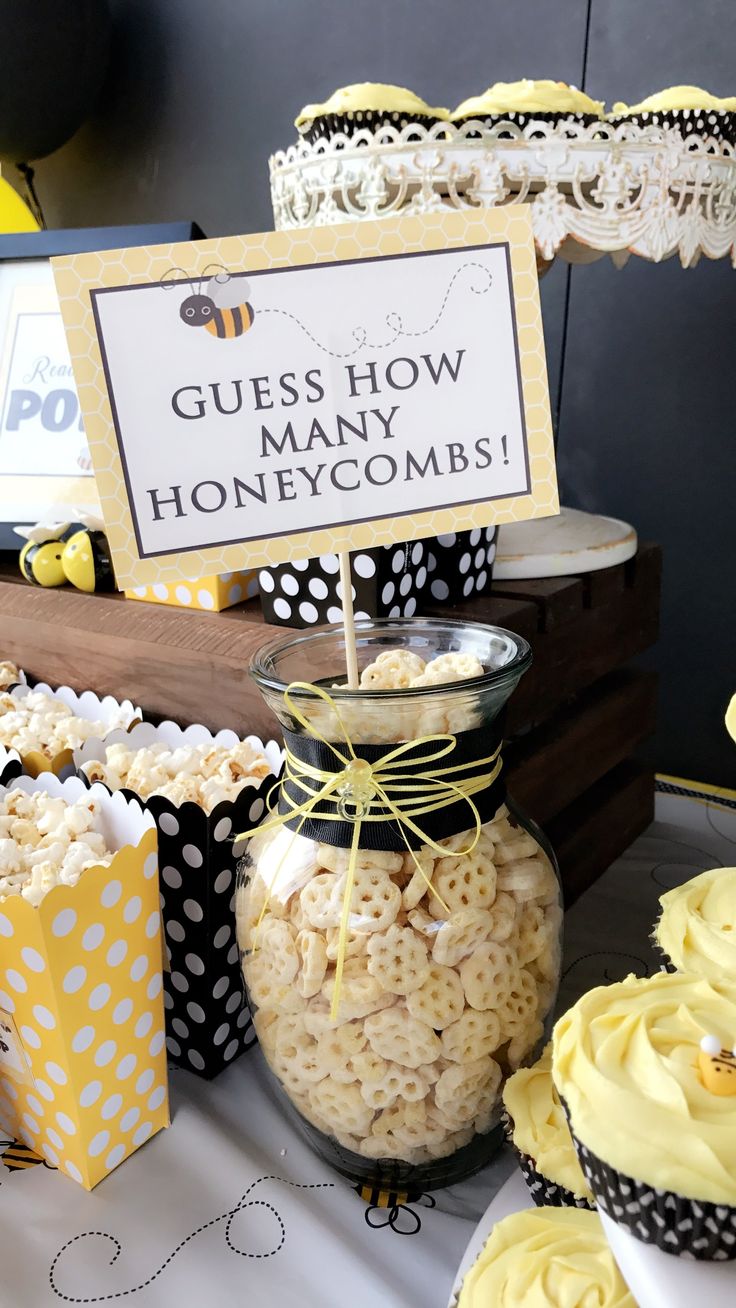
[{"xmin": 0, "ymin": 0, "xmax": 111, "ymax": 162}]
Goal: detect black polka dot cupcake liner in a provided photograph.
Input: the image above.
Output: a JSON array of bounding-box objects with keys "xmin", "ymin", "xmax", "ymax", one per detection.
[
  {"xmin": 517, "ymin": 1149, "xmax": 596, "ymax": 1210},
  {"xmin": 259, "ymin": 543, "xmax": 433, "ymax": 628},
  {"xmin": 426, "ymin": 527, "xmax": 497, "ymax": 606},
  {"xmin": 502, "ymin": 1109, "xmax": 594, "ymax": 1210},
  {"xmin": 610, "ymin": 109, "xmax": 735, "ymax": 148},
  {"xmin": 563, "ymin": 1103, "xmax": 736, "ymax": 1260},
  {"xmin": 300, "ymin": 111, "xmax": 447, "ymax": 147},
  {"xmin": 74, "ymin": 723, "xmax": 282, "ymax": 1079}
]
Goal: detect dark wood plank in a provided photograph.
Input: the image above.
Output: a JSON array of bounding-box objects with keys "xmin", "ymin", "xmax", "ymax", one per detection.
[
  {"xmin": 546, "ymin": 761, "xmax": 655, "ymax": 905},
  {"xmin": 505, "ymin": 544, "xmax": 662, "ymax": 732},
  {"xmin": 582, "ymin": 562, "xmax": 626, "ymax": 608},
  {"xmin": 506, "ymin": 668, "xmax": 657, "ymax": 823},
  {"xmin": 490, "ymin": 577, "xmax": 585, "ymax": 632}
]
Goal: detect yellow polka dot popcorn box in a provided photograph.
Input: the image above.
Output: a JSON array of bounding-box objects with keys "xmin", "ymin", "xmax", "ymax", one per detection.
[
  {"xmin": 0, "ymin": 776, "xmax": 169, "ymax": 1189},
  {"xmin": 74, "ymin": 721, "xmax": 282, "ymax": 1078},
  {"xmin": 0, "ymin": 683, "xmax": 142, "ymax": 780},
  {"xmin": 124, "ymin": 570, "xmax": 259, "ymax": 612}
]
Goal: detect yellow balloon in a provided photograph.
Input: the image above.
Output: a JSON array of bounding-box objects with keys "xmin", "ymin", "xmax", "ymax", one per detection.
[
  {"xmin": 0, "ymin": 175, "xmax": 39, "ymax": 233},
  {"xmin": 726, "ymin": 693, "xmax": 736, "ymax": 745}
]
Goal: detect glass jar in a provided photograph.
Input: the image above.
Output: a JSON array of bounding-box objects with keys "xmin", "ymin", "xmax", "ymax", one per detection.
[{"xmin": 236, "ymin": 618, "xmax": 561, "ymax": 1191}]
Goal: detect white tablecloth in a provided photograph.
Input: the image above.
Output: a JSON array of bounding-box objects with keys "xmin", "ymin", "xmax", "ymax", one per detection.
[{"xmin": 1, "ymin": 781, "xmax": 734, "ymax": 1308}]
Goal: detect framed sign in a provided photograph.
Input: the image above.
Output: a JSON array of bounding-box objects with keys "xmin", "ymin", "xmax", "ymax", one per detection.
[
  {"xmin": 0, "ymin": 222, "xmax": 203, "ymax": 547},
  {"xmin": 53, "ymin": 208, "xmax": 557, "ymax": 588}
]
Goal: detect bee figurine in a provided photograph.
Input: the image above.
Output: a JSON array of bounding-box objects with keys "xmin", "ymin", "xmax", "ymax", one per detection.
[
  {"xmin": 162, "ymin": 263, "xmax": 255, "ymax": 340},
  {"xmin": 16, "ymin": 521, "xmax": 70, "ymax": 587},
  {"xmin": 61, "ymin": 522, "xmax": 114, "ymax": 593},
  {"xmin": 15, "ymin": 514, "xmax": 115, "ymax": 594},
  {"xmin": 698, "ymin": 1034, "xmax": 736, "ymax": 1095}
]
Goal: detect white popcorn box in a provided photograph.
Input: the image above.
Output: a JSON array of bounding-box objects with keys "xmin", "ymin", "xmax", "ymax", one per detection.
[
  {"xmin": 0, "ymin": 776, "xmax": 168, "ymax": 1189},
  {"xmin": 3, "ymin": 683, "xmax": 142, "ymax": 780},
  {"xmin": 75, "ymin": 722, "xmax": 282, "ymax": 1079}
]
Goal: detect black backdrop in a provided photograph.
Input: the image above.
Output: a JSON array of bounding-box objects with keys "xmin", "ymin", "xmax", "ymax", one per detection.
[{"xmin": 24, "ymin": 0, "xmax": 736, "ymax": 786}]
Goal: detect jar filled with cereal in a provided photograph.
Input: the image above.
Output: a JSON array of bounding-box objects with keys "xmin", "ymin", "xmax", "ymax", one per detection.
[{"xmin": 236, "ymin": 618, "xmax": 561, "ymax": 1191}]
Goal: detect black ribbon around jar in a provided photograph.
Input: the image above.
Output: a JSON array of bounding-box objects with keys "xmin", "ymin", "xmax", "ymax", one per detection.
[{"xmin": 279, "ymin": 719, "xmax": 506, "ymax": 851}]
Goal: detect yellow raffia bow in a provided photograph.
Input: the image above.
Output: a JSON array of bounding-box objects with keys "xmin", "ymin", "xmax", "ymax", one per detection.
[{"xmin": 238, "ymin": 681, "xmax": 503, "ymax": 1019}]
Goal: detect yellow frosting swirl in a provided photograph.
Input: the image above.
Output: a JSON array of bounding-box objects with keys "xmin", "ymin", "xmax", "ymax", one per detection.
[
  {"xmin": 612, "ymin": 86, "xmax": 736, "ymax": 114},
  {"xmin": 656, "ymin": 867, "xmax": 736, "ymax": 981},
  {"xmin": 503, "ymin": 1045, "xmax": 593, "ymax": 1202},
  {"xmin": 552, "ymin": 971, "xmax": 736, "ymax": 1205},
  {"xmin": 295, "ymin": 84, "xmax": 448, "ymax": 129},
  {"xmin": 457, "ymin": 1207, "xmax": 635, "ymax": 1308},
  {"xmin": 452, "ymin": 80, "xmax": 604, "ymax": 120}
]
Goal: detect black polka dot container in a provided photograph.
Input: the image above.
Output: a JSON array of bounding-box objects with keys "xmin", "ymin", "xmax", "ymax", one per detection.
[
  {"xmin": 74, "ymin": 723, "xmax": 282, "ymax": 1079},
  {"xmin": 0, "ymin": 746, "xmax": 22, "ymax": 788},
  {"xmin": 426, "ymin": 527, "xmax": 498, "ymax": 606},
  {"xmin": 259, "ymin": 544, "xmax": 431, "ymax": 628}
]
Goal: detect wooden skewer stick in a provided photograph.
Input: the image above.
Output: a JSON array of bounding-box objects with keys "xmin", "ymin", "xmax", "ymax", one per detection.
[{"xmin": 339, "ymin": 550, "xmax": 360, "ymax": 689}]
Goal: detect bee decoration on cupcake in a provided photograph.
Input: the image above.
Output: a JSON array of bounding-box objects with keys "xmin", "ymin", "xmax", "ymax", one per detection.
[
  {"xmin": 162, "ymin": 264, "xmax": 255, "ymax": 340},
  {"xmin": 14, "ymin": 513, "xmax": 115, "ymax": 594},
  {"xmin": 698, "ymin": 1034, "xmax": 736, "ymax": 1095}
]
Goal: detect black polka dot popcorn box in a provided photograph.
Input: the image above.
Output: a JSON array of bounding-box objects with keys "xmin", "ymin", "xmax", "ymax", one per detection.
[
  {"xmin": 258, "ymin": 531, "xmax": 497, "ymax": 627},
  {"xmin": 259, "ymin": 543, "xmax": 432, "ymax": 626},
  {"xmin": 0, "ymin": 746, "xmax": 23, "ymax": 789},
  {"xmin": 0, "ymin": 774, "xmax": 169, "ymax": 1190},
  {"xmin": 74, "ymin": 722, "xmax": 283, "ymax": 1079},
  {"xmin": 426, "ymin": 527, "xmax": 498, "ymax": 605}
]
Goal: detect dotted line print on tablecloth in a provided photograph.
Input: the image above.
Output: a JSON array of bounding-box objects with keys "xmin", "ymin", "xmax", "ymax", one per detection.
[
  {"xmin": 48, "ymin": 1176, "xmax": 335, "ymax": 1302},
  {"xmin": 561, "ymin": 951, "xmax": 653, "ymax": 986},
  {"xmin": 257, "ymin": 261, "xmax": 492, "ymax": 360}
]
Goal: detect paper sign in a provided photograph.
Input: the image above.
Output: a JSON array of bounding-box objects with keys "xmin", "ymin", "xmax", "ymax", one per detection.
[{"xmin": 53, "ymin": 208, "xmax": 557, "ymax": 588}]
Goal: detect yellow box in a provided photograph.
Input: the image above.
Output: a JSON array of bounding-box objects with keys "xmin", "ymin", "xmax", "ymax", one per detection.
[
  {"xmin": 0, "ymin": 777, "xmax": 169, "ymax": 1189},
  {"xmin": 124, "ymin": 570, "xmax": 258, "ymax": 612}
]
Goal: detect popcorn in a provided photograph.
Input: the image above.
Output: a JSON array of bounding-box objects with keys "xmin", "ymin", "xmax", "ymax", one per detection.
[
  {"xmin": 0, "ymin": 788, "xmax": 114, "ymax": 906},
  {"xmin": 0, "ymin": 661, "xmax": 20, "ymax": 691},
  {"xmin": 81, "ymin": 737, "xmax": 271, "ymax": 813},
  {"xmin": 0, "ymin": 689, "xmax": 136, "ymax": 761}
]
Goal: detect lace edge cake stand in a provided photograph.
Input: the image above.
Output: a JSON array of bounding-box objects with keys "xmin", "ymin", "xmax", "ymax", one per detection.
[{"xmin": 269, "ymin": 119, "xmax": 735, "ymax": 575}]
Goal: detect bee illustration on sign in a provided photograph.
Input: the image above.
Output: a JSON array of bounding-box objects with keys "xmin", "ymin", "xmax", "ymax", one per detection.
[{"xmin": 162, "ymin": 264, "xmax": 255, "ymax": 340}]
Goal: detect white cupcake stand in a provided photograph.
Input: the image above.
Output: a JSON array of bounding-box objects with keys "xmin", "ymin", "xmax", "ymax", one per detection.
[
  {"xmin": 270, "ymin": 122, "xmax": 736, "ymax": 1304},
  {"xmin": 270, "ymin": 119, "xmax": 736, "ymax": 579}
]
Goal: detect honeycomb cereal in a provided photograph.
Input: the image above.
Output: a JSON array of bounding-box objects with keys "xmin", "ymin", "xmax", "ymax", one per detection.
[
  {"xmin": 359, "ymin": 649, "xmax": 427, "ymax": 689},
  {"xmin": 431, "ymin": 854, "xmax": 497, "ymax": 916},
  {"xmin": 364, "ymin": 1006, "xmax": 442, "ymax": 1069},
  {"xmin": 459, "ymin": 941, "xmax": 520, "ymax": 1011},
  {"xmin": 295, "ymin": 928, "xmax": 329, "ymax": 998},
  {"xmin": 366, "ymin": 922, "xmax": 430, "ymax": 994},
  {"xmin": 406, "ymin": 963, "xmax": 465, "ymax": 1028},
  {"xmin": 432, "ymin": 906, "xmax": 493, "ymax": 967},
  {"xmin": 441, "ymin": 1008, "xmax": 502, "ymax": 1063},
  {"xmin": 336, "ymin": 864, "xmax": 401, "ymax": 933}
]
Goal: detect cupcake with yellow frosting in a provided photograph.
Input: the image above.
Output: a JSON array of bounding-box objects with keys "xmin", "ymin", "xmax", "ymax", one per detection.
[
  {"xmin": 295, "ymin": 84, "xmax": 449, "ymax": 145},
  {"xmin": 553, "ymin": 970, "xmax": 736, "ymax": 1260},
  {"xmin": 610, "ymin": 87, "xmax": 736, "ymax": 146},
  {"xmin": 503, "ymin": 1044, "xmax": 595, "ymax": 1209},
  {"xmin": 451, "ymin": 80, "xmax": 604, "ymax": 137},
  {"xmin": 456, "ymin": 1207, "xmax": 635, "ymax": 1308},
  {"xmin": 655, "ymin": 866, "xmax": 736, "ymax": 981}
]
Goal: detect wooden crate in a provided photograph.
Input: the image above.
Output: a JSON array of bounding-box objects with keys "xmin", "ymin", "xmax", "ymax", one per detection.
[{"xmin": 0, "ymin": 544, "xmax": 661, "ymax": 900}]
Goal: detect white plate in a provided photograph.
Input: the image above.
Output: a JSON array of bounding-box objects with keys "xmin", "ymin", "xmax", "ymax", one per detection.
[
  {"xmin": 447, "ymin": 1170, "xmax": 531, "ymax": 1306},
  {"xmin": 495, "ymin": 507, "xmax": 637, "ymax": 579}
]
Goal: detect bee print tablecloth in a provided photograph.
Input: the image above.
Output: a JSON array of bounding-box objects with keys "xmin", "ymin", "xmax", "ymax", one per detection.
[{"xmin": 0, "ymin": 781, "xmax": 733, "ymax": 1308}]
